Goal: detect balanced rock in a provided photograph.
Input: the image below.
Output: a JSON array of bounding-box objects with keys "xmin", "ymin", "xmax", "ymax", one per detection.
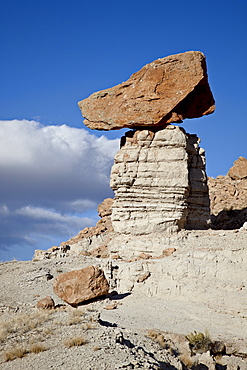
[
  {"xmin": 78, "ymin": 51, "xmax": 215, "ymax": 130},
  {"xmin": 228, "ymin": 156, "xmax": 247, "ymax": 180},
  {"xmin": 53, "ymin": 266, "xmax": 109, "ymax": 306}
]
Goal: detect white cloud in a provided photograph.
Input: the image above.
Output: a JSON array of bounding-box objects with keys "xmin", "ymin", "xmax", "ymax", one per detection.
[{"xmin": 0, "ymin": 119, "xmax": 120, "ymax": 260}]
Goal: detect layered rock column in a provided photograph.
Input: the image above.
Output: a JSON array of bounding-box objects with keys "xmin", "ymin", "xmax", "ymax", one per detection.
[
  {"xmin": 76, "ymin": 50, "xmax": 215, "ymax": 256},
  {"xmin": 110, "ymin": 125, "xmax": 210, "ymax": 236}
]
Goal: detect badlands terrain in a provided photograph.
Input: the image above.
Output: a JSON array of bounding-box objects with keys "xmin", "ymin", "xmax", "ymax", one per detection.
[
  {"xmin": 0, "ymin": 160, "xmax": 246, "ymax": 370},
  {"xmin": 0, "ymin": 51, "xmax": 246, "ymax": 369}
]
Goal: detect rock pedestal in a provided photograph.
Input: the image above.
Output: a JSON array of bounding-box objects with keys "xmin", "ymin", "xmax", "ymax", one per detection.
[
  {"xmin": 51, "ymin": 50, "xmax": 215, "ymax": 260},
  {"xmin": 110, "ymin": 125, "xmax": 210, "ymax": 236}
]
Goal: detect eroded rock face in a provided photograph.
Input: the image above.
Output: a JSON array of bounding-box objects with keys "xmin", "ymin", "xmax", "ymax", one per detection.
[
  {"xmin": 110, "ymin": 125, "xmax": 210, "ymax": 235},
  {"xmin": 78, "ymin": 51, "xmax": 215, "ymax": 131},
  {"xmin": 208, "ymin": 159, "xmax": 247, "ymax": 229},
  {"xmin": 60, "ymin": 198, "xmax": 113, "ymax": 248},
  {"xmin": 53, "ymin": 266, "xmax": 109, "ymax": 306},
  {"xmin": 228, "ymin": 156, "xmax": 247, "ymax": 180}
]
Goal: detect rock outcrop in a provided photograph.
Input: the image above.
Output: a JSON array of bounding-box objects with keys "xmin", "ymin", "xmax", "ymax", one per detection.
[
  {"xmin": 60, "ymin": 198, "xmax": 113, "ymax": 250},
  {"xmin": 228, "ymin": 156, "xmax": 247, "ymax": 180},
  {"xmin": 53, "ymin": 266, "xmax": 109, "ymax": 306},
  {"xmin": 35, "ymin": 50, "xmax": 216, "ymax": 260},
  {"xmin": 110, "ymin": 126, "xmax": 210, "ymax": 236},
  {"xmin": 79, "ymin": 51, "xmax": 215, "ymax": 131},
  {"xmin": 208, "ymin": 156, "xmax": 247, "ymax": 229}
]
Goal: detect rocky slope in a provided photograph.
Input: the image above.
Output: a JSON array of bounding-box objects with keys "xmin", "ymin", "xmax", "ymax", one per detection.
[
  {"xmin": 1, "ymin": 51, "xmax": 246, "ymax": 369},
  {"xmin": 1, "ymin": 240, "xmax": 247, "ymax": 369}
]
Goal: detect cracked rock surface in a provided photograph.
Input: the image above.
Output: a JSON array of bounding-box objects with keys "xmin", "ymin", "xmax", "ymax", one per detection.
[{"xmin": 78, "ymin": 51, "xmax": 215, "ymax": 131}]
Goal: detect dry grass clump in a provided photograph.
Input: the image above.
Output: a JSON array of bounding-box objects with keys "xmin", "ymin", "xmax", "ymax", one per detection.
[
  {"xmin": 64, "ymin": 336, "xmax": 87, "ymax": 348},
  {"xmin": 0, "ymin": 311, "xmax": 53, "ymax": 362},
  {"xmin": 3, "ymin": 346, "xmax": 27, "ymax": 362},
  {"xmin": 81, "ymin": 322, "xmax": 95, "ymax": 330},
  {"xmin": 67, "ymin": 309, "xmax": 85, "ymax": 325},
  {"xmin": 3, "ymin": 342, "xmax": 46, "ymax": 362},
  {"xmin": 29, "ymin": 343, "xmax": 46, "ymax": 354},
  {"xmin": 68, "ymin": 317, "xmax": 82, "ymax": 325},
  {"xmin": 146, "ymin": 329, "xmax": 168, "ymax": 349},
  {"xmin": 179, "ymin": 353, "xmax": 198, "ymax": 369},
  {"xmin": 71, "ymin": 309, "xmax": 84, "ymax": 317},
  {"xmin": 0, "ymin": 311, "xmax": 52, "ymax": 338}
]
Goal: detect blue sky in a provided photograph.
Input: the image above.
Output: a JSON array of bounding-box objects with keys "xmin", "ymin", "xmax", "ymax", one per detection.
[{"xmin": 0, "ymin": 0, "xmax": 246, "ymax": 261}]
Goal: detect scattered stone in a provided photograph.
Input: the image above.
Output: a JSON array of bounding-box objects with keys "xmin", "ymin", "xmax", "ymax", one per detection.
[
  {"xmin": 90, "ymin": 244, "xmax": 109, "ymax": 258},
  {"xmin": 218, "ymin": 355, "xmax": 246, "ymax": 370},
  {"xmin": 37, "ymin": 296, "xmax": 55, "ymax": 310},
  {"xmin": 162, "ymin": 247, "xmax": 177, "ymax": 257},
  {"xmin": 138, "ymin": 253, "xmax": 152, "ymax": 260},
  {"xmin": 53, "ymin": 266, "xmax": 109, "ymax": 306},
  {"xmin": 228, "ymin": 156, "xmax": 247, "ymax": 180},
  {"xmin": 79, "ymin": 51, "xmax": 215, "ymax": 131},
  {"xmin": 104, "ymin": 303, "xmax": 118, "ymax": 310},
  {"xmin": 136, "ymin": 272, "xmax": 151, "ymax": 283}
]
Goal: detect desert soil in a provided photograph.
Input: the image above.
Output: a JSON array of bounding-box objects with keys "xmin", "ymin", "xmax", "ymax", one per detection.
[{"xmin": 0, "ymin": 229, "xmax": 246, "ymax": 369}]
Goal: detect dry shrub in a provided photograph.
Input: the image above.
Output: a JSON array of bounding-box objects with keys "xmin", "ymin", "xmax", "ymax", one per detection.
[
  {"xmin": 29, "ymin": 343, "xmax": 46, "ymax": 354},
  {"xmin": 43, "ymin": 327, "xmax": 54, "ymax": 335},
  {"xmin": 82, "ymin": 323, "xmax": 95, "ymax": 330},
  {"xmin": 67, "ymin": 309, "xmax": 85, "ymax": 325},
  {"xmin": 3, "ymin": 346, "xmax": 27, "ymax": 362},
  {"xmin": 146, "ymin": 329, "xmax": 168, "ymax": 348},
  {"xmin": 156, "ymin": 334, "xmax": 167, "ymax": 349},
  {"xmin": 179, "ymin": 353, "xmax": 197, "ymax": 369},
  {"xmin": 68, "ymin": 317, "xmax": 82, "ymax": 326},
  {"xmin": 1, "ymin": 311, "xmax": 52, "ymax": 337},
  {"xmin": 72, "ymin": 309, "xmax": 84, "ymax": 317},
  {"xmin": 186, "ymin": 330, "xmax": 212, "ymax": 353},
  {"xmin": 64, "ymin": 336, "xmax": 87, "ymax": 348},
  {"xmin": 146, "ymin": 329, "xmax": 160, "ymax": 339}
]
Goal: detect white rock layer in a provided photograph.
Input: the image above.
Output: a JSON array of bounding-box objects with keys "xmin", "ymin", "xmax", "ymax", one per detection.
[{"xmin": 110, "ymin": 126, "xmax": 210, "ymax": 242}]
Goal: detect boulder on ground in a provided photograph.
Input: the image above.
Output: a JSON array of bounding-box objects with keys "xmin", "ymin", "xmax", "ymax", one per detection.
[
  {"xmin": 78, "ymin": 51, "xmax": 215, "ymax": 131},
  {"xmin": 53, "ymin": 266, "xmax": 109, "ymax": 306},
  {"xmin": 228, "ymin": 156, "xmax": 247, "ymax": 180},
  {"xmin": 37, "ymin": 296, "xmax": 55, "ymax": 310}
]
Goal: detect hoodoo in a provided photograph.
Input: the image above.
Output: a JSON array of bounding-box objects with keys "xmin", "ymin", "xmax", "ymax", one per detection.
[{"xmin": 77, "ymin": 51, "xmax": 215, "ymax": 258}]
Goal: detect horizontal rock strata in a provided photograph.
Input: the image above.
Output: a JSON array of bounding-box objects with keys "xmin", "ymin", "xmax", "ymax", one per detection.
[
  {"xmin": 110, "ymin": 125, "xmax": 210, "ymax": 239},
  {"xmin": 79, "ymin": 51, "xmax": 215, "ymax": 130}
]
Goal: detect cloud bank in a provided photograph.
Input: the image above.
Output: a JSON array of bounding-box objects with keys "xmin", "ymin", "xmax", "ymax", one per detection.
[{"xmin": 0, "ymin": 120, "xmax": 119, "ymax": 260}]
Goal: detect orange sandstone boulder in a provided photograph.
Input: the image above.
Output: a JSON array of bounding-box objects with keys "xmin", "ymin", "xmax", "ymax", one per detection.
[
  {"xmin": 78, "ymin": 51, "xmax": 215, "ymax": 131},
  {"xmin": 37, "ymin": 296, "xmax": 55, "ymax": 310},
  {"xmin": 53, "ymin": 266, "xmax": 109, "ymax": 306}
]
